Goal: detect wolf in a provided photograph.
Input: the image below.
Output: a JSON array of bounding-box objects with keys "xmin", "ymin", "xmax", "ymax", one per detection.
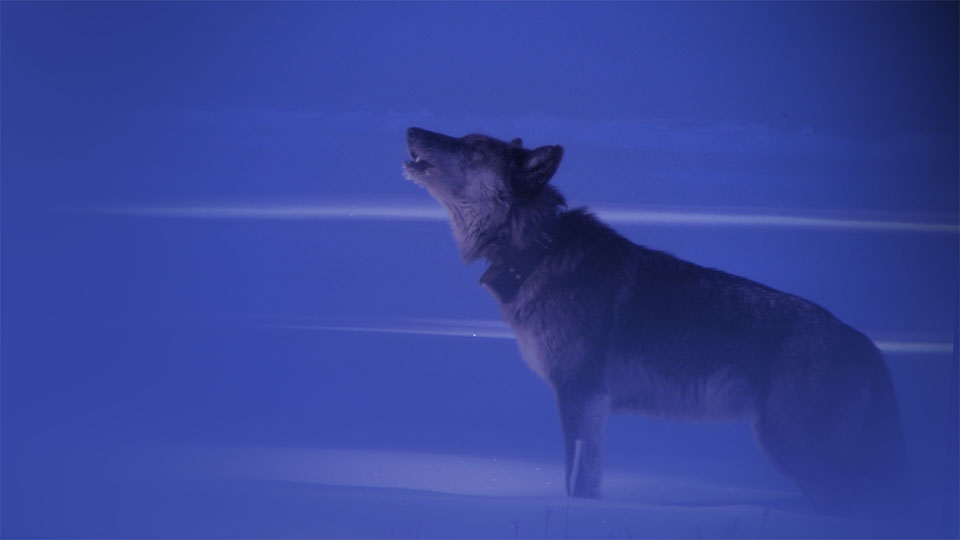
[{"xmin": 402, "ymin": 126, "xmax": 909, "ymax": 517}]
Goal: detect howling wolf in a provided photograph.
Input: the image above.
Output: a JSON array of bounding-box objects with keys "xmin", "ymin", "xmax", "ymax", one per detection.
[{"xmin": 402, "ymin": 126, "xmax": 909, "ymax": 517}]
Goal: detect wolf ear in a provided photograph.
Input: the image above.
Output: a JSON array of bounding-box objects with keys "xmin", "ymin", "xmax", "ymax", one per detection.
[
  {"xmin": 518, "ymin": 145, "xmax": 563, "ymax": 191},
  {"xmin": 510, "ymin": 138, "xmax": 523, "ymax": 147}
]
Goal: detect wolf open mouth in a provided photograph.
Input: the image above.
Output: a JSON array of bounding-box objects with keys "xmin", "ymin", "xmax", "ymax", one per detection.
[{"xmin": 404, "ymin": 149, "xmax": 434, "ymax": 174}]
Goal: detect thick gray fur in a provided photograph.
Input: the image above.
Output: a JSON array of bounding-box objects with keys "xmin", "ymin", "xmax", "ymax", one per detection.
[{"xmin": 402, "ymin": 127, "xmax": 909, "ymax": 518}]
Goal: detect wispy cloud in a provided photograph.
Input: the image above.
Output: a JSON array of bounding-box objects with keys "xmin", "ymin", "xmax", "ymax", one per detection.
[
  {"xmin": 281, "ymin": 318, "xmax": 954, "ymax": 356},
  {"xmin": 278, "ymin": 318, "xmax": 515, "ymax": 340},
  {"xmin": 872, "ymin": 341, "xmax": 955, "ymax": 355},
  {"xmin": 100, "ymin": 203, "xmax": 958, "ymax": 234},
  {"xmin": 594, "ymin": 209, "xmax": 959, "ymax": 234},
  {"xmin": 104, "ymin": 204, "xmax": 446, "ymax": 221}
]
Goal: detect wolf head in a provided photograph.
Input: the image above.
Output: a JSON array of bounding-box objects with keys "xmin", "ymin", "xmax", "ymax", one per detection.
[{"xmin": 404, "ymin": 127, "xmax": 565, "ymax": 262}]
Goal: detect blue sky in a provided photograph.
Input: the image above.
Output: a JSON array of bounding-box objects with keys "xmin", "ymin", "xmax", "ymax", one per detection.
[
  {"xmin": 3, "ymin": 1, "xmax": 957, "ymax": 209},
  {"xmin": 2, "ymin": 2, "xmax": 957, "ymax": 537}
]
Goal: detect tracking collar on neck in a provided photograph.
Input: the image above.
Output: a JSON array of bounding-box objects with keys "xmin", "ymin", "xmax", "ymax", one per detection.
[{"xmin": 479, "ymin": 232, "xmax": 555, "ymax": 303}]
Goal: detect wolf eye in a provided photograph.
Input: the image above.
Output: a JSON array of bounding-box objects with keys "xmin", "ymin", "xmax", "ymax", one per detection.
[{"xmin": 470, "ymin": 151, "xmax": 485, "ymax": 164}]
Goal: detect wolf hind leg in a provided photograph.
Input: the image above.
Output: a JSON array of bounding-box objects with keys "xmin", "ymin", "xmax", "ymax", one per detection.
[
  {"xmin": 753, "ymin": 414, "xmax": 855, "ymax": 514},
  {"xmin": 753, "ymin": 390, "xmax": 910, "ymax": 518},
  {"xmin": 556, "ymin": 388, "xmax": 609, "ymax": 498}
]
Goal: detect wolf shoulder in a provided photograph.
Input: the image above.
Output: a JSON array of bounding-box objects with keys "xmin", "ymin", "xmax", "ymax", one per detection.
[
  {"xmin": 528, "ymin": 208, "xmax": 834, "ymax": 328},
  {"xmin": 514, "ymin": 208, "xmax": 881, "ymax": 370}
]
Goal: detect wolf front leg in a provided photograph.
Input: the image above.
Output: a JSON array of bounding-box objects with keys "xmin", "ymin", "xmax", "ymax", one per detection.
[{"xmin": 556, "ymin": 387, "xmax": 610, "ymax": 498}]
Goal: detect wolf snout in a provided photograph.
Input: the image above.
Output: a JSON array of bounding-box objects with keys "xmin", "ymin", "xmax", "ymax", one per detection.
[
  {"xmin": 406, "ymin": 127, "xmax": 428, "ymax": 158},
  {"xmin": 406, "ymin": 126, "xmax": 459, "ymax": 152},
  {"xmin": 403, "ymin": 127, "xmax": 439, "ymax": 181},
  {"xmin": 406, "ymin": 127, "xmax": 431, "ymax": 150}
]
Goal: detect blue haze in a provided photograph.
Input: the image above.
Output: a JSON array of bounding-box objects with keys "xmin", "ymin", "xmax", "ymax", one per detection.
[{"xmin": 1, "ymin": 2, "xmax": 957, "ymax": 538}]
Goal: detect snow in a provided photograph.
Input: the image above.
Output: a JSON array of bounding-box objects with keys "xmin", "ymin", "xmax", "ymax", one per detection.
[{"xmin": 9, "ymin": 442, "xmax": 923, "ymax": 539}]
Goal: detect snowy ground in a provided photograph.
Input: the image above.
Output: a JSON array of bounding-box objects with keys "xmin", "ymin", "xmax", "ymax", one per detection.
[{"xmin": 6, "ymin": 441, "xmax": 935, "ymax": 539}]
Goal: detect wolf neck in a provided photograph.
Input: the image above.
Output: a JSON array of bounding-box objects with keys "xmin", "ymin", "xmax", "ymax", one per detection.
[
  {"xmin": 478, "ymin": 231, "xmax": 556, "ymax": 303},
  {"xmin": 445, "ymin": 185, "xmax": 565, "ymax": 263},
  {"xmin": 474, "ymin": 190, "xmax": 566, "ymax": 303}
]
